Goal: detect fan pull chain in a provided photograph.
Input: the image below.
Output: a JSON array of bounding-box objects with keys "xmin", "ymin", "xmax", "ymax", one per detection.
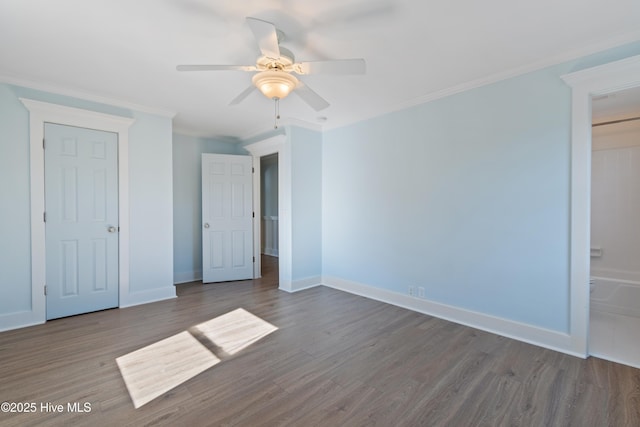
[{"xmin": 274, "ymin": 98, "xmax": 281, "ymax": 129}]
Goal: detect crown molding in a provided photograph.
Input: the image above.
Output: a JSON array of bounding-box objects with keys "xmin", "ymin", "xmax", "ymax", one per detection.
[
  {"xmin": 237, "ymin": 116, "xmax": 323, "ymax": 142},
  {"xmin": 561, "ymin": 53, "xmax": 640, "ymax": 90},
  {"xmin": 392, "ymin": 31, "xmax": 640, "ymax": 114},
  {"xmin": 4, "ymin": 30, "xmax": 638, "ymax": 138},
  {"xmin": 281, "ymin": 117, "xmax": 324, "ymax": 133},
  {"xmin": 324, "ymin": 31, "xmax": 640, "ymax": 132},
  {"xmin": 0, "ymin": 73, "xmax": 176, "ymax": 118},
  {"xmin": 172, "ymin": 126, "xmax": 242, "ymax": 143}
]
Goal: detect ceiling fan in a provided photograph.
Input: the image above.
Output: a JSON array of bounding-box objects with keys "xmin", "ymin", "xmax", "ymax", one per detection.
[{"xmin": 177, "ymin": 17, "xmax": 366, "ymax": 112}]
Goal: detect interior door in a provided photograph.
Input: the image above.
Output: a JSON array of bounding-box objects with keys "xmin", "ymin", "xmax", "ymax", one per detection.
[
  {"xmin": 202, "ymin": 153, "xmax": 254, "ymax": 283},
  {"xmin": 45, "ymin": 123, "xmax": 119, "ymax": 319}
]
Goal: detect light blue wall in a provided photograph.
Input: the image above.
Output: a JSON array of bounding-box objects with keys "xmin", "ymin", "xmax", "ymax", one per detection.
[
  {"xmin": 0, "ymin": 83, "xmax": 175, "ymax": 321},
  {"xmin": 0, "ymin": 84, "xmax": 31, "ymax": 314},
  {"xmin": 172, "ymin": 133, "xmax": 240, "ymax": 283},
  {"xmin": 128, "ymin": 113, "xmax": 174, "ymax": 294},
  {"xmin": 290, "ymin": 126, "xmax": 322, "ymax": 280},
  {"xmin": 322, "ymin": 42, "xmax": 640, "ymax": 333}
]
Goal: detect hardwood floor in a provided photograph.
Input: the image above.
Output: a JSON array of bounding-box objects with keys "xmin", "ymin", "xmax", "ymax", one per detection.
[{"xmin": 1, "ymin": 256, "xmax": 639, "ymax": 426}]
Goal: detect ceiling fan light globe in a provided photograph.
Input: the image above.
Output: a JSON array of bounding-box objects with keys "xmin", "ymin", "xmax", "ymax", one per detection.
[{"xmin": 252, "ymin": 70, "xmax": 298, "ymax": 100}]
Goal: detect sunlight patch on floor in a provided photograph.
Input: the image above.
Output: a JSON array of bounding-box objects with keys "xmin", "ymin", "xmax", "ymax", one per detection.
[
  {"xmin": 192, "ymin": 308, "xmax": 278, "ymax": 357},
  {"xmin": 116, "ymin": 331, "xmax": 220, "ymax": 408},
  {"xmin": 116, "ymin": 308, "xmax": 278, "ymax": 408}
]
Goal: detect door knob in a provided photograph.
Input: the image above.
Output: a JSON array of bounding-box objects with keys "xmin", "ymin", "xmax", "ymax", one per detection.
[
  {"xmin": 204, "ymin": 223, "xmax": 210, "ymax": 229},
  {"xmin": 108, "ymin": 226, "xmax": 117, "ymax": 233}
]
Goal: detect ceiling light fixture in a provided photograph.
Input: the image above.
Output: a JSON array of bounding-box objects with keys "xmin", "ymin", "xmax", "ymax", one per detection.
[
  {"xmin": 252, "ymin": 70, "xmax": 298, "ymax": 129},
  {"xmin": 252, "ymin": 70, "xmax": 298, "ymax": 101}
]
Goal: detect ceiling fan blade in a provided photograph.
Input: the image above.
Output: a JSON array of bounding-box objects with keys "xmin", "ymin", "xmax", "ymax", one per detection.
[
  {"xmin": 292, "ymin": 59, "xmax": 366, "ymax": 75},
  {"xmin": 177, "ymin": 64, "xmax": 256, "ymax": 72},
  {"xmin": 246, "ymin": 17, "xmax": 281, "ymax": 59},
  {"xmin": 229, "ymin": 85, "xmax": 257, "ymax": 106},
  {"xmin": 294, "ymin": 82, "xmax": 330, "ymax": 111}
]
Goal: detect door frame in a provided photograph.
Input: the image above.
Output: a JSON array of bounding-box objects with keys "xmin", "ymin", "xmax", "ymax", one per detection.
[
  {"xmin": 245, "ymin": 135, "xmax": 293, "ymax": 291},
  {"xmin": 21, "ymin": 98, "xmax": 134, "ymax": 325},
  {"xmin": 562, "ymin": 54, "xmax": 640, "ymax": 357}
]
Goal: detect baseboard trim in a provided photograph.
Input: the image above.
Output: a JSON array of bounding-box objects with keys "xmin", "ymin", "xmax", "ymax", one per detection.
[
  {"xmin": 262, "ymin": 249, "xmax": 279, "ymax": 257},
  {"xmin": 279, "ymin": 276, "xmax": 322, "ymax": 293},
  {"xmin": 1, "ymin": 286, "xmax": 177, "ymax": 332},
  {"xmin": 0, "ymin": 310, "xmax": 45, "ymax": 333},
  {"xmin": 321, "ymin": 276, "xmax": 580, "ymax": 358},
  {"xmin": 174, "ymin": 270, "xmax": 203, "ymax": 285},
  {"xmin": 588, "ymin": 351, "xmax": 640, "ymax": 370},
  {"xmin": 120, "ymin": 286, "xmax": 177, "ymax": 308}
]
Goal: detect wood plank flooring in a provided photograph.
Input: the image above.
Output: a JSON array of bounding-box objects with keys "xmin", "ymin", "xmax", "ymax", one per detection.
[{"xmin": 1, "ymin": 256, "xmax": 639, "ymax": 426}]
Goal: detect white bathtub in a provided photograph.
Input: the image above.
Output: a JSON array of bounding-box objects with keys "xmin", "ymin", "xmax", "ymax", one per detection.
[
  {"xmin": 589, "ymin": 276, "xmax": 640, "ymax": 368},
  {"xmin": 590, "ymin": 276, "xmax": 640, "ymax": 318}
]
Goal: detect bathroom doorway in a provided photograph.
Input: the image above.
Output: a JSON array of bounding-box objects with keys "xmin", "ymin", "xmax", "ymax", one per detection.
[{"xmin": 589, "ymin": 86, "xmax": 640, "ymax": 368}]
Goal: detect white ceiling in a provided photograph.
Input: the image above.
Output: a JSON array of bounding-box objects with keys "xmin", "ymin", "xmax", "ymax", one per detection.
[{"xmin": 1, "ymin": 0, "xmax": 639, "ymax": 140}]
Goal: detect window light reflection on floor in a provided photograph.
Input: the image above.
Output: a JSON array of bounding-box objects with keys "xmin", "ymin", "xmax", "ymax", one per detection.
[
  {"xmin": 190, "ymin": 308, "xmax": 279, "ymax": 358},
  {"xmin": 116, "ymin": 308, "xmax": 278, "ymax": 408}
]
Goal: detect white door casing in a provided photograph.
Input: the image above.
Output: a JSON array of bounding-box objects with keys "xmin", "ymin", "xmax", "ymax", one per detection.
[
  {"xmin": 562, "ymin": 54, "xmax": 640, "ymax": 357},
  {"xmin": 202, "ymin": 153, "xmax": 254, "ymax": 283},
  {"xmin": 10, "ymin": 98, "xmax": 134, "ymax": 331},
  {"xmin": 44, "ymin": 123, "xmax": 119, "ymax": 319},
  {"xmin": 244, "ymin": 135, "xmax": 292, "ymax": 291}
]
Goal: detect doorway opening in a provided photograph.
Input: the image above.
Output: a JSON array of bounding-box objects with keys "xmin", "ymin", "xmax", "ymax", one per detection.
[
  {"xmin": 588, "ymin": 86, "xmax": 640, "ymax": 368},
  {"xmin": 259, "ymin": 153, "xmax": 280, "ymax": 287},
  {"xmin": 245, "ymin": 134, "xmax": 292, "ymax": 292},
  {"xmin": 562, "ymin": 54, "xmax": 640, "ymax": 357}
]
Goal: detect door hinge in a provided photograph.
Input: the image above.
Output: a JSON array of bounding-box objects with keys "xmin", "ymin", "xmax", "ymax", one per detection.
[
  {"xmin": 252, "ymin": 167, "xmax": 255, "ymax": 173},
  {"xmin": 43, "ymin": 211, "xmax": 46, "ymax": 222},
  {"xmin": 252, "ymin": 212, "xmax": 255, "ymax": 218},
  {"xmin": 44, "ymin": 285, "xmax": 47, "ymax": 296},
  {"xmin": 253, "ymin": 256, "xmax": 255, "ymax": 263},
  {"xmin": 43, "ymin": 138, "xmax": 45, "ymax": 149}
]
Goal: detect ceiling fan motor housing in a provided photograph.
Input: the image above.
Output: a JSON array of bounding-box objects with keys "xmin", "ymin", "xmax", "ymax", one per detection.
[{"xmin": 256, "ymin": 46, "xmax": 295, "ymax": 71}]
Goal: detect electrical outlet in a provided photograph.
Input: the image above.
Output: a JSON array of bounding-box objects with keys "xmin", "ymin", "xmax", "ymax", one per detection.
[
  {"xmin": 418, "ymin": 287, "xmax": 425, "ymax": 298},
  {"xmin": 408, "ymin": 286, "xmax": 415, "ymax": 296}
]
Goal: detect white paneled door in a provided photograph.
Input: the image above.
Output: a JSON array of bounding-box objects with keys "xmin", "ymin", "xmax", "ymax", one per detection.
[
  {"xmin": 202, "ymin": 153, "xmax": 254, "ymax": 283},
  {"xmin": 45, "ymin": 123, "xmax": 119, "ymax": 319}
]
